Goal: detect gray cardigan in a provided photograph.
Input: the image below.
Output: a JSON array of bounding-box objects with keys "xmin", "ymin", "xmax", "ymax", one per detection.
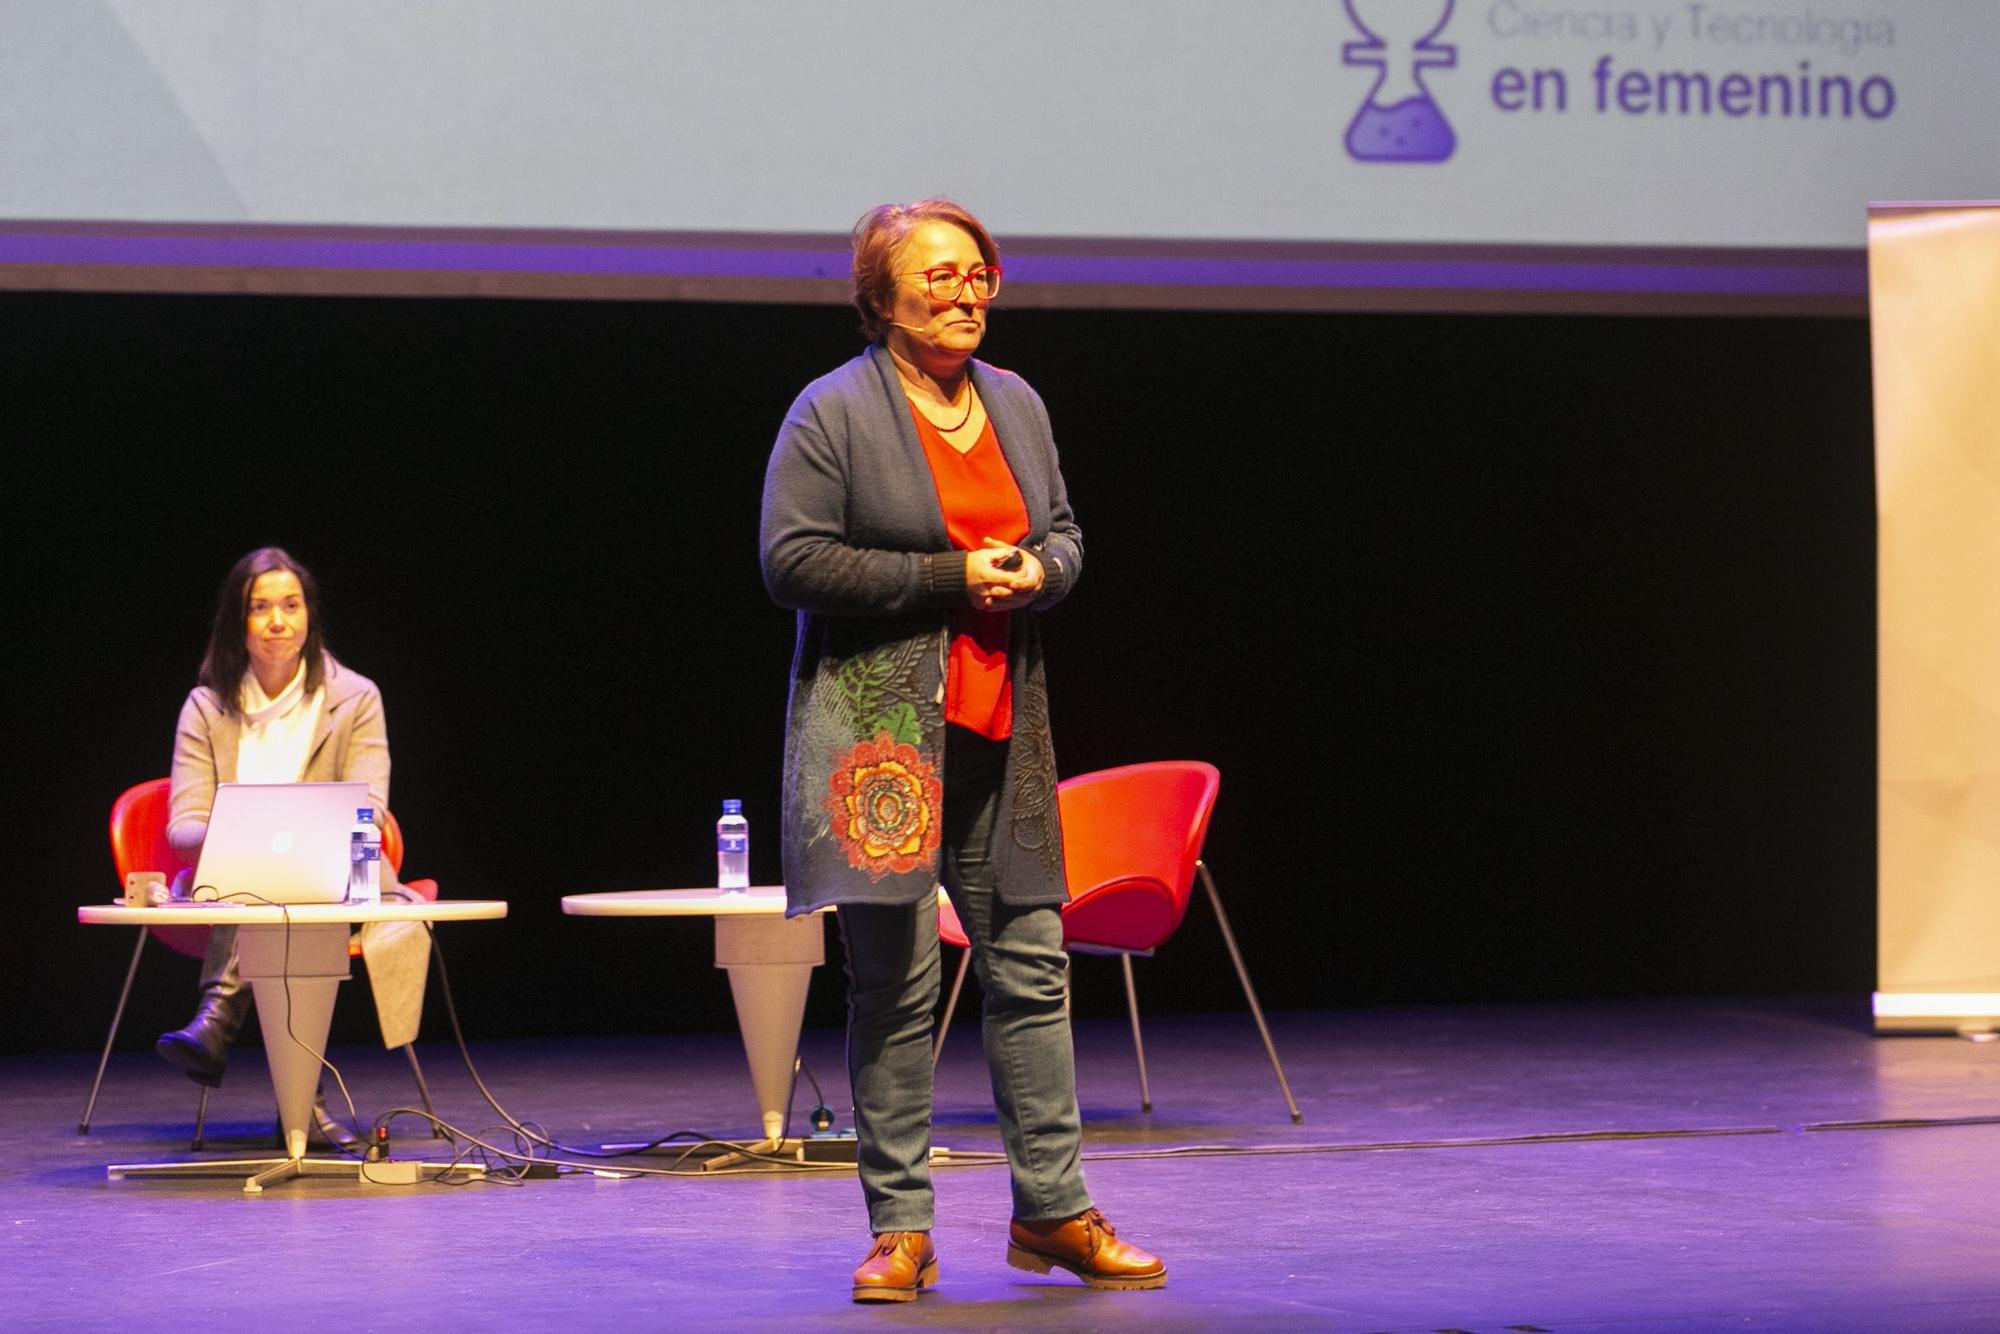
[
  {"xmin": 760, "ymin": 343, "xmax": 1084, "ymax": 915},
  {"xmin": 167, "ymin": 655, "xmax": 391, "ymax": 858}
]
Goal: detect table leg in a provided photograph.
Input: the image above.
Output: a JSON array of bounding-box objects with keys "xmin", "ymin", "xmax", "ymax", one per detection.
[
  {"xmin": 102, "ymin": 915, "xmax": 495, "ymax": 1191},
  {"xmin": 714, "ymin": 913, "xmax": 824, "ymax": 1143},
  {"xmin": 107, "ymin": 921, "xmax": 356, "ymax": 1191},
  {"xmin": 236, "ymin": 922, "xmax": 350, "ymax": 1164}
]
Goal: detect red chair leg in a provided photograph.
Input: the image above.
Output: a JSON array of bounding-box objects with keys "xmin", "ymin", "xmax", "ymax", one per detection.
[
  {"xmin": 403, "ymin": 1045, "xmax": 447, "ymax": 1138},
  {"xmin": 1119, "ymin": 954, "xmax": 1153, "ymax": 1113},
  {"xmin": 933, "ymin": 947, "xmax": 972, "ymax": 1067},
  {"xmin": 1198, "ymin": 860, "xmax": 1303, "ymax": 1124},
  {"xmin": 80, "ymin": 927, "xmax": 149, "ymax": 1134}
]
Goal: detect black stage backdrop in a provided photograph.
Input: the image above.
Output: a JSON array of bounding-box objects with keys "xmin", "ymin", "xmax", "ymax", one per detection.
[{"xmin": 1, "ymin": 292, "xmax": 1874, "ymax": 1056}]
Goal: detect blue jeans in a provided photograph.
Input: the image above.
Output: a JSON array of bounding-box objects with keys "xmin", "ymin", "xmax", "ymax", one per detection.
[{"xmin": 837, "ymin": 725, "xmax": 1092, "ymax": 1233}]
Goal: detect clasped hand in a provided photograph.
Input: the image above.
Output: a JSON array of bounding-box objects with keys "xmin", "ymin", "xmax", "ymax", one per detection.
[{"xmin": 966, "ymin": 537, "xmax": 1043, "ymax": 611}]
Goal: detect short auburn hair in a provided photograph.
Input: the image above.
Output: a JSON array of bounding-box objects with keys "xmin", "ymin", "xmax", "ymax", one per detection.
[{"xmin": 849, "ymin": 198, "xmax": 1000, "ymax": 342}]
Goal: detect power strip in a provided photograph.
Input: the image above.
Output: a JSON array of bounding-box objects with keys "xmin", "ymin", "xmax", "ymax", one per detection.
[
  {"xmin": 795, "ymin": 1134, "xmax": 860, "ymax": 1165},
  {"xmin": 359, "ymin": 1161, "xmax": 424, "ymax": 1185}
]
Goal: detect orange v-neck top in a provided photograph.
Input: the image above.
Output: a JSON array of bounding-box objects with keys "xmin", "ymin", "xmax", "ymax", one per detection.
[{"xmin": 910, "ymin": 401, "xmax": 1031, "ymax": 740}]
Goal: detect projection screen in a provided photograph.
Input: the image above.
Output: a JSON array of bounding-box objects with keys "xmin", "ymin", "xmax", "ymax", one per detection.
[{"xmin": 2, "ymin": 1, "xmax": 1994, "ymax": 313}]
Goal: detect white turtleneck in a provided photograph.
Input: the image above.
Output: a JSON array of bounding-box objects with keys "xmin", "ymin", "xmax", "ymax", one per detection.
[{"xmin": 234, "ymin": 659, "xmax": 326, "ymax": 784}]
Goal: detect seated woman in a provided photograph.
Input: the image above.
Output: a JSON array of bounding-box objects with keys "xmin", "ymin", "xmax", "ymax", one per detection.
[{"xmin": 154, "ymin": 546, "xmax": 390, "ymax": 1089}]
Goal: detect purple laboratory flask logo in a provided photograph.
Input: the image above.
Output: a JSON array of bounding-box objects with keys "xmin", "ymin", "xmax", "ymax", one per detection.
[{"xmin": 1342, "ymin": 0, "xmax": 1458, "ymax": 163}]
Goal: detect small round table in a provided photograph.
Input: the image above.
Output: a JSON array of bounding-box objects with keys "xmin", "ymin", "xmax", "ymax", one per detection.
[
  {"xmin": 560, "ymin": 887, "xmax": 828, "ymax": 1146},
  {"xmin": 78, "ymin": 898, "xmax": 507, "ymax": 1191}
]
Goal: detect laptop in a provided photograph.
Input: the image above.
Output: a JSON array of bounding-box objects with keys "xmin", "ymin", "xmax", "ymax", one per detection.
[{"xmin": 191, "ymin": 781, "xmax": 369, "ymax": 905}]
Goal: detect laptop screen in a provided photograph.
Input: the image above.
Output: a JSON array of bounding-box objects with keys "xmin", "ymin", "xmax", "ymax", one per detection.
[{"xmin": 191, "ymin": 781, "xmax": 370, "ymax": 905}]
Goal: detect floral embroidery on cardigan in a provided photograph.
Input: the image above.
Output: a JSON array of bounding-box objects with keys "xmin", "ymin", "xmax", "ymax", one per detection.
[
  {"xmin": 825, "ymin": 731, "xmax": 945, "ymax": 880},
  {"xmin": 1006, "ymin": 637, "xmax": 1064, "ymax": 876},
  {"xmin": 830, "ymin": 638, "xmax": 927, "ymax": 747}
]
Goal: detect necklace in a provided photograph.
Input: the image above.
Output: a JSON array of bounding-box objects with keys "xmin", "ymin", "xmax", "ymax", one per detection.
[
  {"xmin": 936, "ymin": 386, "xmax": 977, "ymax": 432},
  {"xmin": 914, "ymin": 380, "xmax": 977, "ymax": 433}
]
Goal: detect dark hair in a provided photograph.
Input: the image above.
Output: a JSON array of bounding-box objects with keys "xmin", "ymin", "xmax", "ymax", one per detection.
[
  {"xmin": 198, "ymin": 546, "xmax": 328, "ymax": 714},
  {"xmin": 850, "ymin": 197, "xmax": 1000, "ymax": 342}
]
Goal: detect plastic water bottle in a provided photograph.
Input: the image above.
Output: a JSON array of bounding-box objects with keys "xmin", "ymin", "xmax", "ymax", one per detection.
[
  {"xmin": 717, "ymin": 799, "xmax": 749, "ymax": 891},
  {"xmin": 348, "ymin": 807, "xmax": 382, "ymax": 904}
]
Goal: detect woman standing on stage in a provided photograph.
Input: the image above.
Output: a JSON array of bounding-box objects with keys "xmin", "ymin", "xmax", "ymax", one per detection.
[{"xmin": 760, "ymin": 198, "xmax": 1165, "ymax": 1302}]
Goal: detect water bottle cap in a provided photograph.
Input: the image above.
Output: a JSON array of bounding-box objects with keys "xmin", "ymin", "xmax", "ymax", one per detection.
[
  {"xmin": 355, "ymin": 807, "xmax": 374, "ymax": 821},
  {"xmin": 721, "ymin": 799, "xmax": 743, "ymax": 815}
]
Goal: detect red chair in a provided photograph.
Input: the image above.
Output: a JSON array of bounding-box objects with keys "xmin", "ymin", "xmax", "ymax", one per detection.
[
  {"xmin": 82, "ymin": 777, "xmax": 442, "ymax": 1147},
  {"xmin": 932, "ymin": 762, "xmax": 1300, "ymax": 1122}
]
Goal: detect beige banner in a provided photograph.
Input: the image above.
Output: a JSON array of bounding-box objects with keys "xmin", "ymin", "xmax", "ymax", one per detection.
[{"xmin": 1872, "ymin": 202, "xmax": 2000, "ymax": 1030}]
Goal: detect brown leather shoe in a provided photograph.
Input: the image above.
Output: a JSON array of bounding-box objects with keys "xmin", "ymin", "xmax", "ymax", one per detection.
[
  {"xmin": 851, "ymin": 1231, "xmax": 937, "ymax": 1303},
  {"xmin": 1008, "ymin": 1208, "xmax": 1166, "ymax": 1290}
]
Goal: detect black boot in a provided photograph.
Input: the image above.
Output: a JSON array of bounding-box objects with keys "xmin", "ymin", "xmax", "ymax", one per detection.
[
  {"xmin": 310, "ymin": 1085, "xmax": 362, "ymax": 1154},
  {"xmin": 156, "ymin": 986, "xmax": 250, "ymax": 1088}
]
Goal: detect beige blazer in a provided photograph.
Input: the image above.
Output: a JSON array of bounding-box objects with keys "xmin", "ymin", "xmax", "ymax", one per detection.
[{"xmin": 166, "ymin": 656, "xmax": 390, "ymax": 859}]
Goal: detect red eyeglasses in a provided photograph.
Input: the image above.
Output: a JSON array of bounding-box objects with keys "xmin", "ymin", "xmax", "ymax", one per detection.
[{"xmin": 901, "ymin": 265, "xmax": 1002, "ymax": 302}]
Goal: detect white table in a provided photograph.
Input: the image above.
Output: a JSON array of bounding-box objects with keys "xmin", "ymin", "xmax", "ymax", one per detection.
[
  {"xmin": 560, "ymin": 887, "xmax": 829, "ymax": 1147},
  {"xmin": 78, "ymin": 898, "xmax": 507, "ymax": 1191}
]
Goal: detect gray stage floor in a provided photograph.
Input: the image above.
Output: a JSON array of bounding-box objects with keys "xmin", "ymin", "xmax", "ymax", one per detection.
[{"xmin": 9, "ymin": 997, "xmax": 2000, "ymax": 1331}]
